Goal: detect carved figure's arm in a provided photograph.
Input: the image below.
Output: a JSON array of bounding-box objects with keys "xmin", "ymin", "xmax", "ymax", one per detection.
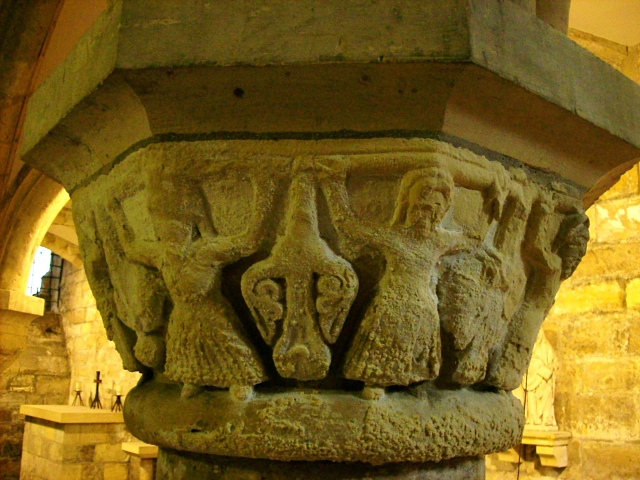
[
  {"xmin": 485, "ymin": 267, "xmax": 561, "ymax": 391},
  {"xmin": 189, "ymin": 176, "xmax": 278, "ymax": 265},
  {"xmin": 436, "ymin": 228, "xmax": 474, "ymax": 253},
  {"xmin": 449, "ymin": 161, "xmax": 511, "ymax": 220},
  {"xmin": 316, "ymin": 157, "xmax": 379, "ymax": 243},
  {"xmin": 492, "ymin": 188, "xmax": 530, "ymax": 259},
  {"xmin": 486, "ymin": 198, "xmax": 567, "ymax": 390}
]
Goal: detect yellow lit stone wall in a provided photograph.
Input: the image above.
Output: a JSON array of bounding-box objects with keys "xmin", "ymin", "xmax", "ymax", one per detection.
[
  {"xmin": 58, "ymin": 263, "xmax": 140, "ymax": 408},
  {"xmin": 0, "ymin": 313, "xmax": 70, "ymax": 479},
  {"xmin": 486, "ymin": 165, "xmax": 640, "ymax": 480},
  {"xmin": 20, "ymin": 417, "xmax": 131, "ymax": 480}
]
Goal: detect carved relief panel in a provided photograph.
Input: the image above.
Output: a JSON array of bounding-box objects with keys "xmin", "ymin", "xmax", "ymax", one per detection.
[
  {"xmin": 72, "ymin": 139, "xmax": 587, "ymax": 392},
  {"xmin": 70, "ymin": 138, "xmax": 587, "ymax": 462}
]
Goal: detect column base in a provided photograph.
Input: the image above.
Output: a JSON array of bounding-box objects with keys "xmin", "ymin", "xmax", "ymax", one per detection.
[{"xmin": 156, "ymin": 449, "xmax": 485, "ymax": 480}]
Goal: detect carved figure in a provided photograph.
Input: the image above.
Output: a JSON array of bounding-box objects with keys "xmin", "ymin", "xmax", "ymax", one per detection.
[
  {"xmin": 486, "ymin": 197, "xmax": 589, "ymax": 390},
  {"xmin": 67, "ymin": 138, "xmax": 590, "ymax": 466},
  {"xmin": 148, "ymin": 170, "xmax": 276, "ymax": 391},
  {"xmin": 437, "ymin": 185, "xmax": 531, "ymax": 385},
  {"xmin": 319, "ymin": 159, "xmax": 468, "ymax": 386},
  {"xmin": 73, "ymin": 206, "xmax": 147, "ymax": 373},
  {"xmin": 242, "ymin": 159, "xmax": 358, "ymax": 380},
  {"xmin": 438, "ymin": 246, "xmax": 507, "ymax": 384},
  {"xmin": 513, "ymin": 329, "xmax": 558, "ymax": 430},
  {"xmin": 103, "ymin": 193, "xmax": 170, "ymax": 371}
]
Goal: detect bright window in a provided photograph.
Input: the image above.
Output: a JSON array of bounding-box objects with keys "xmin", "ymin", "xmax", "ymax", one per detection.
[{"xmin": 26, "ymin": 246, "xmax": 52, "ymax": 296}]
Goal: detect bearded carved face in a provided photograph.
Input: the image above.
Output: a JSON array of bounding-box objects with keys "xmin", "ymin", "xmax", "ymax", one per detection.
[
  {"xmin": 405, "ymin": 179, "xmax": 450, "ymax": 233},
  {"xmin": 559, "ymin": 223, "xmax": 589, "ymax": 279}
]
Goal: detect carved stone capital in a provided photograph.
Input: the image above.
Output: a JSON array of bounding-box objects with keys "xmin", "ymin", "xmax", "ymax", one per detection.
[{"xmin": 71, "ymin": 138, "xmax": 588, "ymax": 465}]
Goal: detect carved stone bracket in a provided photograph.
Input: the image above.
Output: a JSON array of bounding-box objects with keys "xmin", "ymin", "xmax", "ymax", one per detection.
[{"xmin": 69, "ymin": 138, "xmax": 588, "ymax": 464}]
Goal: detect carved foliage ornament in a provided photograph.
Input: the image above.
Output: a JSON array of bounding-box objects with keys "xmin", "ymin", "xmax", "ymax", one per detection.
[{"xmin": 72, "ymin": 139, "xmax": 588, "ymax": 392}]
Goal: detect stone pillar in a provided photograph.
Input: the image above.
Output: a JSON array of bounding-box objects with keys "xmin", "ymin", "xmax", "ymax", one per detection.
[
  {"xmin": 67, "ymin": 138, "xmax": 589, "ymax": 479},
  {"xmin": 19, "ymin": 1, "xmax": 640, "ymax": 478}
]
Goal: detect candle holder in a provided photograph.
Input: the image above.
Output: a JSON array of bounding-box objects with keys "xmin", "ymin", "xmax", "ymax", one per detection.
[
  {"xmin": 112, "ymin": 394, "xmax": 123, "ymax": 412},
  {"xmin": 90, "ymin": 371, "xmax": 103, "ymax": 409},
  {"xmin": 71, "ymin": 386, "xmax": 84, "ymax": 407}
]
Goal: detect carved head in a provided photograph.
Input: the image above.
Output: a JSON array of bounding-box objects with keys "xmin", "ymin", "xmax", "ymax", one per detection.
[
  {"xmin": 554, "ymin": 212, "xmax": 590, "ymax": 279},
  {"xmin": 392, "ymin": 167, "xmax": 454, "ymax": 234}
]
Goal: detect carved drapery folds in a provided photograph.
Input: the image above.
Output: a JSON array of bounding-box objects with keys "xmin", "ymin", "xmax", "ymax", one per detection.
[{"xmin": 71, "ymin": 138, "xmax": 587, "ymax": 463}]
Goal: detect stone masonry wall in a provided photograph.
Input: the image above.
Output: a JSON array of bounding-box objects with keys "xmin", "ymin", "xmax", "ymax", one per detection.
[
  {"xmin": 58, "ymin": 263, "xmax": 140, "ymax": 409},
  {"xmin": 0, "ymin": 312, "xmax": 70, "ymax": 479},
  {"xmin": 486, "ymin": 165, "xmax": 640, "ymax": 480}
]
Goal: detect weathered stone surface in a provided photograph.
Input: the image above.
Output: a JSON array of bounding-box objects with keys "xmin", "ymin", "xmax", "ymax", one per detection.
[
  {"xmin": 581, "ymin": 442, "xmax": 640, "ymax": 480},
  {"xmin": 555, "ymin": 312, "xmax": 632, "ymax": 358},
  {"xmin": 62, "ymin": 137, "xmax": 589, "ymax": 466},
  {"xmin": 126, "ymin": 380, "xmax": 522, "ymax": 464}
]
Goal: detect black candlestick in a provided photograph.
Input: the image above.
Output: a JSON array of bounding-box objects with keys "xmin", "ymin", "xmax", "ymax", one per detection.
[
  {"xmin": 112, "ymin": 394, "xmax": 123, "ymax": 412},
  {"xmin": 91, "ymin": 371, "xmax": 103, "ymax": 409},
  {"xmin": 72, "ymin": 389, "xmax": 84, "ymax": 407}
]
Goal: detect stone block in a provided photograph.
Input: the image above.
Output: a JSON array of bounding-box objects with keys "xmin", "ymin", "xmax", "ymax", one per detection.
[
  {"xmin": 566, "ymin": 394, "xmax": 638, "ymax": 440},
  {"xmin": 82, "ymin": 463, "xmax": 104, "ymax": 480},
  {"xmin": 570, "ymin": 242, "xmax": 640, "ymax": 280},
  {"xmin": 35, "ymin": 376, "xmax": 71, "ymax": 396},
  {"xmin": 62, "ymin": 443, "xmax": 96, "ymax": 462},
  {"xmin": 41, "ymin": 458, "xmax": 62, "ymax": 479},
  {"xmin": 557, "ymin": 312, "xmax": 629, "ymax": 358},
  {"xmin": 581, "ymin": 441, "xmax": 640, "ymax": 480},
  {"xmin": 552, "ymin": 281, "xmax": 624, "ymax": 315},
  {"xmin": 19, "ymin": 450, "xmax": 38, "ymax": 477},
  {"xmin": 54, "ymin": 425, "xmax": 66, "ymax": 443},
  {"xmin": 594, "ymin": 196, "xmax": 640, "ymax": 245},
  {"xmin": 0, "ymin": 333, "xmax": 26, "ymax": 354},
  {"xmin": 630, "ymin": 320, "xmax": 640, "ymax": 355},
  {"xmin": 567, "ymin": 438, "xmax": 581, "ymax": 468},
  {"xmin": 41, "ymin": 424, "xmax": 61, "ymax": 442},
  {"xmin": 80, "ymin": 430, "xmax": 113, "ymax": 445},
  {"xmin": 94, "ymin": 442, "xmax": 129, "ymax": 463},
  {"xmin": 44, "ymin": 438, "xmax": 62, "ymax": 459},
  {"xmin": 36, "ymin": 355, "xmax": 71, "ymax": 376},
  {"xmin": 60, "ymin": 462, "xmax": 83, "ymax": 480},
  {"xmin": 626, "ymin": 278, "xmax": 640, "ymax": 310},
  {"xmin": 58, "ymin": 431, "xmax": 82, "ymax": 446},
  {"xmin": 578, "ymin": 360, "xmax": 640, "ymax": 394},
  {"xmin": 103, "ymin": 462, "xmax": 129, "ymax": 480},
  {"xmin": 7, "ymin": 374, "xmax": 35, "ymax": 393}
]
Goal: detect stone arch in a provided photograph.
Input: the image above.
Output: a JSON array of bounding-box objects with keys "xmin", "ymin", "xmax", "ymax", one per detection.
[{"xmin": 0, "ymin": 170, "xmax": 68, "ymax": 316}]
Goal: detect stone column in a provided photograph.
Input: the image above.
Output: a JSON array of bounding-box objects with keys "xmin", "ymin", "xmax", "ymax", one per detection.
[
  {"xmin": 19, "ymin": 1, "xmax": 640, "ymax": 479},
  {"xmin": 67, "ymin": 138, "xmax": 588, "ymax": 479}
]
